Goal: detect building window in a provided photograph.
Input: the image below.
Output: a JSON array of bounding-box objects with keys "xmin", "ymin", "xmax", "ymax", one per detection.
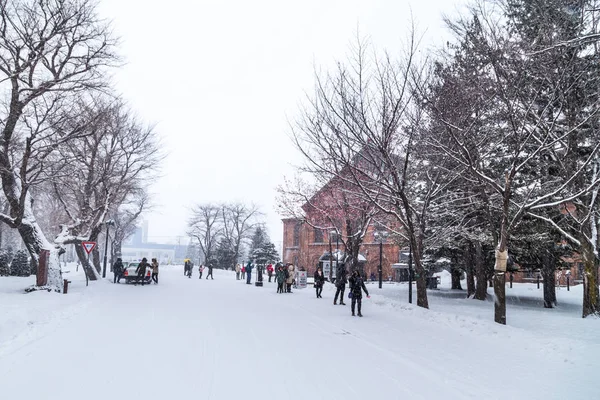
[
  {"xmin": 293, "ymin": 223, "xmax": 301, "ymax": 246},
  {"xmin": 314, "ymin": 228, "xmax": 324, "ymax": 243}
]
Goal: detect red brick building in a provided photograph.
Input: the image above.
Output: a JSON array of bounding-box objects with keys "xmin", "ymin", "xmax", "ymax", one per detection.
[
  {"xmin": 282, "ymin": 218, "xmax": 400, "ymax": 277},
  {"xmin": 281, "ymin": 158, "xmax": 402, "ymax": 277}
]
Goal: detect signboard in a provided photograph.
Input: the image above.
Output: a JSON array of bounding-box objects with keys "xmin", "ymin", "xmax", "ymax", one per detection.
[
  {"xmin": 323, "ymin": 261, "xmax": 338, "ymax": 281},
  {"xmin": 296, "ymin": 270, "xmax": 307, "ymax": 289},
  {"xmin": 323, "ymin": 261, "xmax": 331, "ymax": 278},
  {"xmin": 82, "ymin": 241, "xmax": 97, "ymax": 254}
]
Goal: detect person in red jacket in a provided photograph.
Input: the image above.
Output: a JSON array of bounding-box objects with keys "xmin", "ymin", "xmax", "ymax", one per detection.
[{"xmin": 267, "ymin": 264, "xmax": 274, "ymax": 282}]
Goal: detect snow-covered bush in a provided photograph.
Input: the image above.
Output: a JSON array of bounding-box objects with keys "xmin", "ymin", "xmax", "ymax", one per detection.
[
  {"xmin": 10, "ymin": 250, "xmax": 30, "ymax": 277},
  {"xmin": 0, "ymin": 249, "xmax": 11, "ymax": 276},
  {"xmin": 30, "ymin": 257, "xmax": 37, "ymax": 276}
]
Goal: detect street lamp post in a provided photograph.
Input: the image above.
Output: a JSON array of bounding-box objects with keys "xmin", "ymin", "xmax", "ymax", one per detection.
[
  {"xmin": 374, "ymin": 231, "xmax": 388, "ymax": 289},
  {"xmin": 408, "ymin": 242, "xmax": 413, "ymax": 304},
  {"xmin": 101, "ymin": 220, "xmax": 115, "ymax": 279},
  {"xmin": 328, "ymin": 231, "xmax": 333, "ymax": 282},
  {"xmin": 335, "ymin": 231, "xmax": 340, "ymax": 276}
]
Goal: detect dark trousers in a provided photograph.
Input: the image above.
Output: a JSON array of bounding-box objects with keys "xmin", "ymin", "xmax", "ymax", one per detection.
[
  {"xmin": 206, "ymin": 271, "xmax": 213, "ymax": 279},
  {"xmin": 246, "ymin": 272, "xmax": 252, "ymax": 284},
  {"xmin": 199, "ymin": 271, "xmax": 203, "ymax": 279},
  {"xmin": 277, "ymin": 282, "xmax": 284, "ymax": 293},
  {"xmin": 334, "ymin": 284, "xmax": 346, "ymax": 304},
  {"xmin": 137, "ymin": 272, "xmax": 145, "ymax": 286},
  {"xmin": 351, "ymin": 296, "xmax": 362, "ymax": 315},
  {"xmin": 236, "ymin": 272, "xmax": 240, "ymax": 280},
  {"xmin": 315, "ymin": 285, "xmax": 323, "ymax": 298},
  {"xmin": 152, "ymin": 273, "xmax": 158, "ymax": 284},
  {"xmin": 268, "ymin": 274, "xmax": 272, "ymax": 282},
  {"xmin": 114, "ymin": 272, "xmax": 120, "ymax": 283},
  {"xmin": 286, "ymin": 283, "xmax": 292, "ymax": 293}
]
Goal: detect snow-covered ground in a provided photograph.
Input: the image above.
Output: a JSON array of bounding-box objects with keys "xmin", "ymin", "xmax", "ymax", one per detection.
[{"xmin": 0, "ymin": 264, "xmax": 598, "ymax": 400}]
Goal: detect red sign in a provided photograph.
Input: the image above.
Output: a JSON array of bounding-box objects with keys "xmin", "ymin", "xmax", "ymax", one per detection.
[{"xmin": 82, "ymin": 241, "xmax": 97, "ymax": 254}]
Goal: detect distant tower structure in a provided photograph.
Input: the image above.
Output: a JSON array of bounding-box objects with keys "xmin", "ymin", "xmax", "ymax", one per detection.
[{"xmin": 142, "ymin": 220, "xmax": 149, "ymax": 244}]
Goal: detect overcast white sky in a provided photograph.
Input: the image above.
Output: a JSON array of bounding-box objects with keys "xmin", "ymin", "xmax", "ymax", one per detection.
[{"xmin": 97, "ymin": 0, "xmax": 465, "ymax": 248}]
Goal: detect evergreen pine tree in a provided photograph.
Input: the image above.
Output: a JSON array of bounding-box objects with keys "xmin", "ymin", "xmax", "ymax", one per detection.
[
  {"xmin": 248, "ymin": 226, "xmax": 268, "ymax": 259},
  {"xmin": 252, "ymin": 241, "xmax": 279, "ymax": 266},
  {"xmin": 215, "ymin": 238, "xmax": 236, "ymax": 270}
]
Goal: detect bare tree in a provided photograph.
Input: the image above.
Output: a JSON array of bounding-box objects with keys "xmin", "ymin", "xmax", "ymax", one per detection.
[
  {"xmin": 52, "ymin": 99, "xmax": 161, "ymax": 281},
  {"xmin": 287, "ymin": 31, "xmax": 457, "ymax": 309},
  {"xmin": 110, "ymin": 192, "xmax": 149, "ymax": 264},
  {"xmin": 0, "ymin": 0, "xmax": 118, "ymax": 290},
  {"xmin": 221, "ymin": 203, "xmax": 262, "ymax": 269},
  {"xmin": 188, "ymin": 204, "xmax": 222, "ymax": 265}
]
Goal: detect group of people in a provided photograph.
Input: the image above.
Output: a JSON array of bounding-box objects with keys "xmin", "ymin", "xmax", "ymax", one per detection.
[
  {"xmin": 235, "ymin": 262, "xmax": 255, "ymax": 284},
  {"xmin": 274, "ymin": 263, "xmax": 295, "ymax": 293},
  {"xmin": 313, "ymin": 263, "xmax": 370, "ymax": 317},
  {"xmin": 184, "ymin": 259, "xmax": 214, "ymax": 280},
  {"xmin": 112, "ymin": 256, "xmax": 369, "ymax": 316},
  {"xmin": 112, "ymin": 257, "xmax": 159, "ymax": 285}
]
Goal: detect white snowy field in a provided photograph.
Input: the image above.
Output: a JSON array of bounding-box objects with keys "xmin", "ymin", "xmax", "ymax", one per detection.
[{"xmin": 0, "ymin": 265, "xmax": 598, "ymax": 400}]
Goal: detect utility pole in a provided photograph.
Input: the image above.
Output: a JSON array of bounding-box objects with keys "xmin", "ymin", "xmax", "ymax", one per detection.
[{"xmin": 408, "ymin": 243, "xmax": 413, "ymax": 304}]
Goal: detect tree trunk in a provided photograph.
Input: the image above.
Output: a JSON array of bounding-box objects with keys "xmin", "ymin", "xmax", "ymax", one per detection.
[
  {"xmin": 451, "ymin": 265, "xmax": 463, "ymax": 290},
  {"xmin": 411, "ymin": 240, "xmax": 429, "ymax": 309},
  {"xmin": 75, "ymin": 243, "xmax": 99, "ymax": 281},
  {"xmin": 473, "ymin": 240, "xmax": 487, "ymax": 300},
  {"xmin": 493, "ymin": 272, "xmax": 506, "ymax": 324},
  {"xmin": 16, "ymin": 203, "xmax": 63, "ymax": 291},
  {"xmin": 581, "ymin": 240, "xmax": 599, "ymax": 318},
  {"xmin": 92, "ymin": 248, "xmax": 101, "ymax": 274},
  {"xmin": 89, "ymin": 227, "xmax": 102, "ymax": 273},
  {"xmin": 465, "ymin": 243, "xmax": 476, "ymax": 298},
  {"xmin": 541, "ymin": 250, "xmax": 557, "ymax": 309},
  {"xmin": 494, "ymin": 239, "xmax": 508, "ymax": 324}
]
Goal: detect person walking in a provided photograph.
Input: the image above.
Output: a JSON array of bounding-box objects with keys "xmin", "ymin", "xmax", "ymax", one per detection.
[
  {"xmin": 246, "ymin": 261, "xmax": 253, "ymax": 284},
  {"xmin": 314, "ymin": 266, "xmax": 325, "ymax": 298},
  {"xmin": 241, "ymin": 265, "xmax": 246, "ymax": 280},
  {"xmin": 184, "ymin": 259, "xmax": 190, "ymax": 276},
  {"xmin": 235, "ymin": 263, "xmax": 241, "ymax": 280},
  {"xmin": 198, "ymin": 264, "xmax": 204, "ymax": 279},
  {"xmin": 348, "ymin": 270, "xmax": 370, "ymax": 317},
  {"xmin": 136, "ymin": 257, "xmax": 150, "ymax": 286},
  {"xmin": 333, "ymin": 262, "xmax": 347, "ymax": 305},
  {"xmin": 206, "ymin": 263, "xmax": 214, "ymax": 280},
  {"xmin": 267, "ymin": 263, "xmax": 274, "ymax": 282},
  {"xmin": 286, "ymin": 264, "xmax": 295, "ymax": 293},
  {"xmin": 112, "ymin": 258, "xmax": 124, "ymax": 284},
  {"xmin": 151, "ymin": 258, "xmax": 159, "ymax": 284},
  {"xmin": 276, "ymin": 265, "xmax": 286, "ymax": 293}
]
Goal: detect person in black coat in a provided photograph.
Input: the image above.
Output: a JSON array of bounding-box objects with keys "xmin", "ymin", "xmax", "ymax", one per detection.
[
  {"xmin": 333, "ymin": 262, "xmax": 347, "ymax": 305},
  {"xmin": 348, "ymin": 270, "xmax": 370, "ymax": 317},
  {"xmin": 206, "ymin": 263, "xmax": 214, "ymax": 279},
  {"xmin": 113, "ymin": 258, "xmax": 124, "ymax": 284},
  {"xmin": 314, "ymin": 266, "xmax": 325, "ymax": 298},
  {"xmin": 135, "ymin": 258, "xmax": 150, "ymax": 286}
]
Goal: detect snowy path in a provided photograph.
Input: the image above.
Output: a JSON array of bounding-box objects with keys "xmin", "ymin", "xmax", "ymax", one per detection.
[{"xmin": 0, "ymin": 267, "xmax": 596, "ymax": 400}]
